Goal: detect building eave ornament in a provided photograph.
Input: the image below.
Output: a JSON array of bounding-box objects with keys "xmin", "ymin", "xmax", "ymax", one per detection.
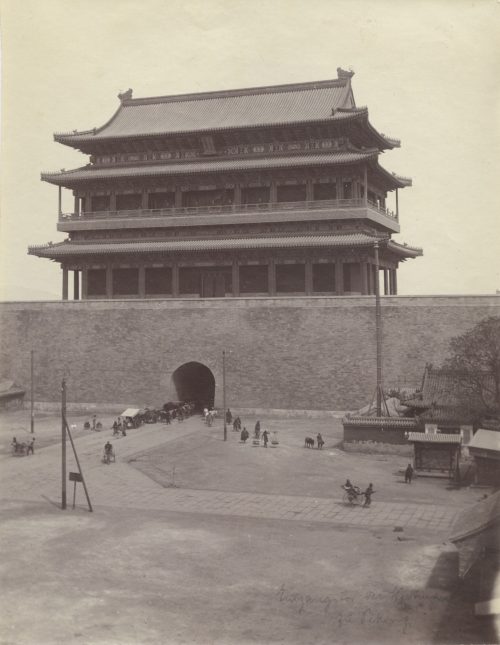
[{"xmin": 118, "ymin": 88, "xmax": 133, "ymax": 103}]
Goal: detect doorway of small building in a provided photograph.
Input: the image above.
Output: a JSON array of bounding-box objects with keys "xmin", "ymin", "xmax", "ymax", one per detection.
[{"xmin": 172, "ymin": 362, "xmax": 215, "ymax": 410}]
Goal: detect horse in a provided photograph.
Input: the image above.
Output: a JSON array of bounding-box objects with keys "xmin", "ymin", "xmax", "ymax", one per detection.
[{"xmin": 304, "ymin": 437, "xmax": 315, "ymax": 448}]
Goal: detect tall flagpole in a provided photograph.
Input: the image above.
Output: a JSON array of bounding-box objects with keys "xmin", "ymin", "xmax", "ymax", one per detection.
[
  {"xmin": 61, "ymin": 378, "xmax": 67, "ymax": 509},
  {"xmin": 374, "ymin": 242, "xmax": 383, "ymax": 417}
]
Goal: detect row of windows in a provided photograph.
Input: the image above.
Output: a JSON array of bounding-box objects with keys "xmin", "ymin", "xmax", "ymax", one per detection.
[
  {"xmin": 84, "ymin": 181, "xmax": 377, "ymax": 212},
  {"xmin": 86, "ymin": 264, "xmax": 341, "ymax": 296}
]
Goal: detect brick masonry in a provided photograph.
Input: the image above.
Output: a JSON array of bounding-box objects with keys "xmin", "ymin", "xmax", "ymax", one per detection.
[{"xmin": 0, "ymin": 295, "xmax": 498, "ymax": 410}]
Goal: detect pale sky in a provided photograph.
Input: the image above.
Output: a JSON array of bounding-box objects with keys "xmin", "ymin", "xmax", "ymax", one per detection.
[{"xmin": 1, "ymin": 0, "xmax": 499, "ymax": 300}]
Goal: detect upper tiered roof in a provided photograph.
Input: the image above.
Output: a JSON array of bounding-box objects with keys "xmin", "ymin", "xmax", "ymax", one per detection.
[{"xmin": 53, "ymin": 69, "xmax": 400, "ymax": 151}]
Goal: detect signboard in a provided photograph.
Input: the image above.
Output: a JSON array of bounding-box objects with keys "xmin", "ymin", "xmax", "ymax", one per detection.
[{"xmin": 69, "ymin": 472, "xmax": 83, "ymax": 482}]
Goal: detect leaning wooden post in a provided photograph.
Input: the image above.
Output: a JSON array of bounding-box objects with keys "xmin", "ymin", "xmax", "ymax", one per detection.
[
  {"xmin": 223, "ymin": 350, "xmax": 227, "ymax": 442},
  {"xmin": 65, "ymin": 420, "xmax": 93, "ymax": 512}
]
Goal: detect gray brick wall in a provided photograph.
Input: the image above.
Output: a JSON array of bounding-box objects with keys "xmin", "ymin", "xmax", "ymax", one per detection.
[{"xmin": 0, "ymin": 295, "xmax": 498, "ymax": 410}]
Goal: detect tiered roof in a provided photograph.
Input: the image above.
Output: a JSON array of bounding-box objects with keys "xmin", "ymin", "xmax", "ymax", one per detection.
[
  {"xmin": 53, "ymin": 69, "xmax": 400, "ymax": 151},
  {"xmin": 28, "ymin": 235, "xmax": 422, "ymax": 260}
]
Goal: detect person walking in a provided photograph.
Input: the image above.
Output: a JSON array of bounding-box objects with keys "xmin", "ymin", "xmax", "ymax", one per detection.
[
  {"xmin": 262, "ymin": 429, "xmax": 269, "ymax": 448},
  {"xmin": 254, "ymin": 420, "xmax": 261, "ymax": 439},
  {"xmin": 405, "ymin": 463, "xmax": 414, "ymax": 484},
  {"xmin": 316, "ymin": 433, "xmax": 324, "ymax": 449},
  {"xmin": 363, "ymin": 483, "xmax": 375, "ymax": 507},
  {"xmin": 26, "ymin": 438, "xmax": 35, "ymax": 455}
]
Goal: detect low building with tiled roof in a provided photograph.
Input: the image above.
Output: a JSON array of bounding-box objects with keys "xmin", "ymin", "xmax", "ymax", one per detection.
[
  {"xmin": 449, "ymin": 491, "xmax": 500, "ymax": 623},
  {"xmin": 29, "ymin": 68, "xmax": 421, "ymax": 300}
]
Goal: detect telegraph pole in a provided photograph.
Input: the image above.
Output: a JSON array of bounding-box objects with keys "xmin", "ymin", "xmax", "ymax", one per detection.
[
  {"xmin": 222, "ymin": 350, "xmax": 227, "ymax": 441},
  {"xmin": 30, "ymin": 350, "xmax": 35, "ymax": 433},
  {"xmin": 61, "ymin": 378, "xmax": 67, "ymax": 509},
  {"xmin": 374, "ymin": 242, "xmax": 383, "ymax": 417}
]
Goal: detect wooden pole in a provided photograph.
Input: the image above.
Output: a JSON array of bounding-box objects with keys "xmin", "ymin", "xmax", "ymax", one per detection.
[
  {"xmin": 30, "ymin": 350, "xmax": 34, "ymax": 433},
  {"xmin": 223, "ymin": 350, "xmax": 227, "ymax": 441},
  {"xmin": 374, "ymin": 242, "xmax": 383, "ymax": 417},
  {"xmin": 65, "ymin": 420, "xmax": 93, "ymax": 512},
  {"xmin": 61, "ymin": 379, "xmax": 67, "ymax": 509}
]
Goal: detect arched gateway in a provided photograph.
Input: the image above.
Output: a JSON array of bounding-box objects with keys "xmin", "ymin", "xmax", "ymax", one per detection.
[{"xmin": 171, "ymin": 362, "xmax": 215, "ymax": 410}]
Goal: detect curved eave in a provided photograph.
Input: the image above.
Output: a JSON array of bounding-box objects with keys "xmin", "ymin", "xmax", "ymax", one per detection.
[
  {"xmin": 387, "ymin": 240, "xmax": 423, "ymax": 259},
  {"xmin": 371, "ymin": 161, "xmax": 412, "ymax": 190},
  {"xmin": 28, "ymin": 233, "xmax": 385, "ymax": 260},
  {"xmin": 41, "ymin": 149, "xmax": 379, "ymax": 188},
  {"xmin": 53, "ymin": 111, "xmax": 368, "ymax": 150}
]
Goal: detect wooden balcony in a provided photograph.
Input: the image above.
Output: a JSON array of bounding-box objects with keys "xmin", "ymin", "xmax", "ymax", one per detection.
[{"xmin": 57, "ymin": 198, "xmax": 400, "ymax": 233}]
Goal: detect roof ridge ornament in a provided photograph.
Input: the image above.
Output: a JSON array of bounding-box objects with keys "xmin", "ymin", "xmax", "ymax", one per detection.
[
  {"xmin": 337, "ymin": 67, "xmax": 354, "ymax": 80},
  {"xmin": 118, "ymin": 88, "xmax": 133, "ymax": 103}
]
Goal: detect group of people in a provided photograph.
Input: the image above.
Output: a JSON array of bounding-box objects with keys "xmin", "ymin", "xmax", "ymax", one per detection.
[
  {"xmin": 343, "ymin": 479, "xmax": 376, "ymax": 507},
  {"xmin": 112, "ymin": 419, "xmax": 128, "ymax": 437},
  {"xmin": 11, "ymin": 436, "xmax": 35, "ymax": 456}
]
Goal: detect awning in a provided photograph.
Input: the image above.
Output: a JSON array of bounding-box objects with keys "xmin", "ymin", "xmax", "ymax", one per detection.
[{"xmin": 120, "ymin": 408, "xmax": 141, "ymax": 418}]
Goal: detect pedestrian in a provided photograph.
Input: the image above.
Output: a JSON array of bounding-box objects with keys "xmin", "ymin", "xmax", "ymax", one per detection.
[
  {"xmin": 254, "ymin": 420, "xmax": 261, "ymax": 439},
  {"xmin": 363, "ymin": 483, "xmax": 375, "ymax": 507},
  {"xmin": 226, "ymin": 408, "xmax": 232, "ymax": 425},
  {"xmin": 405, "ymin": 463, "xmax": 414, "ymax": 484},
  {"xmin": 241, "ymin": 427, "xmax": 249, "ymax": 443},
  {"xmin": 26, "ymin": 438, "xmax": 35, "ymax": 455},
  {"xmin": 262, "ymin": 429, "xmax": 269, "ymax": 448},
  {"xmin": 92, "ymin": 414, "xmax": 97, "ymax": 431},
  {"xmin": 316, "ymin": 433, "xmax": 324, "ymax": 449}
]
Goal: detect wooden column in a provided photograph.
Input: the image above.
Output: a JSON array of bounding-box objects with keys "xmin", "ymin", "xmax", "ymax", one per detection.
[
  {"xmin": 360, "ymin": 262, "xmax": 368, "ymax": 295},
  {"xmin": 395, "ymin": 189, "xmax": 399, "ymax": 221},
  {"xmin": 73, "ymin": 271, "xmax": 80, "ymax": 300},
  {"xmin": 306, "ymin": 179, "xmax": 314, "ymax": 202},
  {"xmin": 366, "ymin": 262, "xmax": 371, "ymax": 295},
  {"xmin": 232, "ymin": 260, "xmax": 240, "ymax": 297},
  {"xmin": 335, "ymin": 260, "xmax": 344, "ymax": 295},
  {"xmin": 393, "ymin": 269, "xmax": 398, "ymax": 295},
  {"xmin": 268, "ymin": 259, "xmax": 276, "ymax": 295},
  {"xmin": 81, "ymin": 269, "xmax": 88, "ymax": 300},
  {"xmin": 270, "ymin": 182, "xmax": 277, "ymax": 204},
  {"xmin": 109, "ymin": 192, "xmax": 116, "ymax": 211},
  {"xmin": 175, "ymin": 188, "xmax": 182, "ymax": 208},
  {"xmin": 73, "ymin": 194, "xmax": 79, "ymax": 216},
  {"xmin": 105, "ymin": 266, "xmax": 113, "ymax": 299},
  {"xmin": 138, "ymin": 266, "xmax": 146, "ymax": 298},
  {"xmin": 172, "ymin": 263, "xmax": 179, "ymax": 296},
  {"xmin": 305, "ymin": 261, "xmax": 313, "ymax": 295},
  {"xmin": 141, "ymin": 191, "xmax": 148, "ymax": 210},
  {"xmin": 384, "ymin": 269, "xmax": 389, "ymax": 295},
  {"xmin": 363, "ymin": 166, "xmax": 368, "ymax": 205},
  {"xmin": 62, "ymin": 267, "xmax": 68, "ymax": 300},
  {"xmin": 336, "ymin": 176, "xmax": 342, "ymax": 200},
  {"xmin": 373, "ymin": 266, "xmax": 378, "ymax": 295},
  {"xmin": 84, "ymin": 193, "xmax": 92, "ymax": 213},
  {"xmin": 58, "ymin": 186, "xmax": 62, "ymax": 217},
  {"xmin": 234, "ymin": 184, "xmax": 241, "ymax": 206}
]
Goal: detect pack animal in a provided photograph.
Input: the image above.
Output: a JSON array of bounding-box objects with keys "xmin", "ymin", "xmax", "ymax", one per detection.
[{"xmin": 304, "ymin": 437, "xmax": 315, "ymax": 448}]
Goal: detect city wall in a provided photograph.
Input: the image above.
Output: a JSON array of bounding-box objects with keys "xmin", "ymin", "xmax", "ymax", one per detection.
[{"xmin": 0, "ymin": 295, "xmax": 498, "ymax": 411}]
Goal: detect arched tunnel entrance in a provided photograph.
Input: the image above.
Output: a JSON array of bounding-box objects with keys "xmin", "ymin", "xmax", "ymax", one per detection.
[{"xmin": 172, "ymin": 362, "xmax": 215, "ymax": 410}]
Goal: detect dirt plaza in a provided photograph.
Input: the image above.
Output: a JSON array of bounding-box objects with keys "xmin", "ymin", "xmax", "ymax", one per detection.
[{"xmin": 0, "ymin": 409, "xmax": 496, "ymax": 644}]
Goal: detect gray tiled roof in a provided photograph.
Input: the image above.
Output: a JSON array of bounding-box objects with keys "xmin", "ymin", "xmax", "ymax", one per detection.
[
  {"xmin": 41, "ymin": 150, "xmax": 378, "ymax": 185},
  {"xmin": 407, "ymin": 432, "xmax": 462, "ymax": 444},
  {"xmin": 29, "ymin": 233, "xmax": 383, "ymax": 258},
  {"xmin": 468, "ymin": 429, "xmax": 500, "ymax": 453},
  {"xmin": 55, "ymin": 78, "xmax": 356, "ymax": 141}
]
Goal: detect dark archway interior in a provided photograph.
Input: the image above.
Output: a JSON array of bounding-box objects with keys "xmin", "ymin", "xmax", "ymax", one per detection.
[{"xmin": 172, "ymin": 362, "xmax": 215, "ymax": 409}]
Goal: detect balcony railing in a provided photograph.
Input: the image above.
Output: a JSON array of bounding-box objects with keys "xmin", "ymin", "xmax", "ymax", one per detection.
[{"xmin": 59, "ymin": 198, "xmax": 397, "ymax": 222}]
